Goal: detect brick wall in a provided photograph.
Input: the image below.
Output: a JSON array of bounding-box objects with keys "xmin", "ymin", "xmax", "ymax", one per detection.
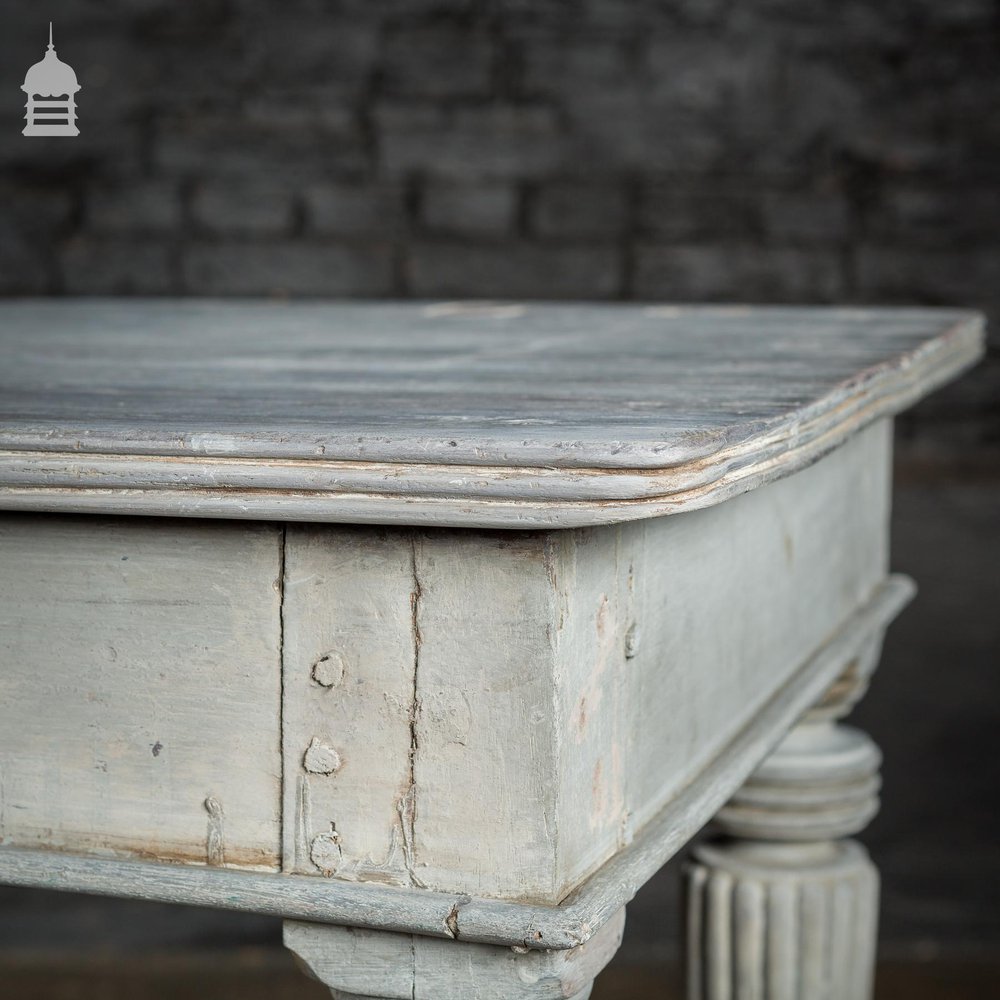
[{"xmin": 1, "ymin": 0, "xmax": 997, "ymax": 446}]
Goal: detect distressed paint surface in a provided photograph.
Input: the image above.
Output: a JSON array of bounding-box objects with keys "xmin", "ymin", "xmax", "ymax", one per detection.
[
  {"xmin": 0, "ymin": 575, "xmax": 913, "ymax": 949},
  {"xmin": 0, "ymin": 301, "xmax": 983, "ymax": 527},
  {"xmin": 410, "ymin": 531, "xmax": 562, "ymax": 899},
  {"xmin": 0, "ymin": 515, "xmax": 282, "ymax": 869},
  {"xmin": 0, "ymin": 423, "xmax": 892, "ymax": 900},
  {"xmin": 281, "ymin": 526, "xmax": 416, "ymax": 886},
  {"xmin": 551, "ymin": 419, "xmax": 891, "ymax": 896},
  {"xmin": 283, "ymin": 907, "xmax": 626, "ymax": 1000},
  {"xmin": 0, "ymin": 299, "xmax": 977, "ymax": 991},
  {"xmin": 271, "ymin": 422, "xmax": 892, "ymax": 902},
  {"xmin": 623, "ymin": 420, "xmax": 890, "ymax": 833}
]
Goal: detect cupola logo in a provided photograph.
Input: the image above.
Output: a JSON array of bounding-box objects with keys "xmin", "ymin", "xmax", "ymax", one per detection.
[{"xmin": 22, "ymin": 23, "xmax": 80, "ymax": 137}]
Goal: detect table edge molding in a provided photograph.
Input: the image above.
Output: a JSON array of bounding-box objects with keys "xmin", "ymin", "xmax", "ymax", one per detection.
[{"xmin": 0, "ymin": 313, "xmax": 983, "ymax": 528}]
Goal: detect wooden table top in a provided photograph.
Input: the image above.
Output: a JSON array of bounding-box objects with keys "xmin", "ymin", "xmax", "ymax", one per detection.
[{"xmin": 0, "ymin": 300, "xmax": 983, "ymax": 527}]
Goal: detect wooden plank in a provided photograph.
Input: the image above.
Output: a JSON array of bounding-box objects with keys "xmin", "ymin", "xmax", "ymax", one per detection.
[
  {"xmin": 0, "ymin": 421, "xmax": 896, "ymax": 901},
  {"xmin": 0, "ymin": 514, "xmax": 283, "ymax": 869},
  {"xmin": 279, "ymin": 524, "xmax": 565, "ymax": 901},
  {"xmin": 270, "ymin": 421, "xmax": 893, "ymax": 903},
  {"xmin": 552, "ymin": 419, "xmax": 892, "ymax": 896},
  {"xmin": 280, "ymin": 526, "xmax": 416, "ymax": 886},
  {"xmin": 0, "ymin": 575, "xmax": 914, "ymax": 949},
  {"xmin": 0, "ymin": 301, "xmax": 982, "ymax": 527},
  {"xmin": 410, "ymin": 530, "xmax": 562, "ymax": 900}
]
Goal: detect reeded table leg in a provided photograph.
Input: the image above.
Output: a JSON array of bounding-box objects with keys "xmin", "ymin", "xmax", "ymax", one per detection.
[
  {"xmin": 685, "ymin": 643, "xmax": 885, "ymax": 1000},
  {"xmin": 284, "ymin": 907, "xmax": 625, "ymax": 1000}
]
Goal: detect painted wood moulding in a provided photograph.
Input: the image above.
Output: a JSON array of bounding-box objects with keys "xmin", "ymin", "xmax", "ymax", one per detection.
[{"xmin": 0, "ymin": 301, "xmax": 984, "ymax": 528}]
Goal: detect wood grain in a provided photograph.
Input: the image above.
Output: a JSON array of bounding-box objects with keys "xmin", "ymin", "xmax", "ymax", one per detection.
[
  {"xmin": 0, "ymin": 515, "xmax": 283, "ymax": 869},
  {"xmin": 284, "ymin": 907, "xmax": 625, "ymax": 1000},
  {"xmin": 259, "ymin": 420, "xmax": 891, "ymax": 904},
  {"xmin": 0, "ymin": 577, "xmax": 914, "ymax": 950},
  {"xmin": 551, "ymin": 418, "xmax": 892, "ymax": 897},
  {"xmin": 0, "ymin": 420, "xmax": 899, "ymax": 907},
  {"xmin": 0, "ymin": 301, "xmax": 983, "ymax": 527},
  {"xmin": 280, "ymin": 527, "xmax": 416, "ymax": 886}
]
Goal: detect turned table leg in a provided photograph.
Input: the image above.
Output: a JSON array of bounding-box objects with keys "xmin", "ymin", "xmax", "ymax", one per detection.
[
  {"xmin": 283, "ymin": 906, "xmax": 625, "ymax": 1000},
  {"xmin": 685, "ymin": 647, "xmax": 885, "ymax": 1000}
]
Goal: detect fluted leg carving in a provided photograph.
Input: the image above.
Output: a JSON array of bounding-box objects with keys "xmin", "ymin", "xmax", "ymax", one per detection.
[
  {"xmin": 685, "ymin": 646, "xmax": 885, "ymax": 1000},
  {"xmin": 686, "ymin": 841, "xmax": 878, "ymax": 1000}
]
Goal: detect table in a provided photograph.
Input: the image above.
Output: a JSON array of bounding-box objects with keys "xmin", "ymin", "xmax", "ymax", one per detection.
[{"xmin": 0, "ymin": 301, "xmax": 983, "ymax": 999}]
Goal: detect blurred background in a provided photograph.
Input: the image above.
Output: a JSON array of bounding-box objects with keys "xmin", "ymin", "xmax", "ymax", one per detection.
[{"xmin": 0, "ymin": 1, "xmax": 997, "ymax": 997}]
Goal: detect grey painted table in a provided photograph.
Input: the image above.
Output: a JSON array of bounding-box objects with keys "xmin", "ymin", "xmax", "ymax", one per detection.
[{"xmin": 0, "ymin": 301, "xmax": 984, "ymax": 999}]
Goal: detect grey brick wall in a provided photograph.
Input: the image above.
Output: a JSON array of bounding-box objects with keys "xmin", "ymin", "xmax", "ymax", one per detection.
[{"xmin": 0, "ymin": 1, "xmax": 996, "ymax": 449}]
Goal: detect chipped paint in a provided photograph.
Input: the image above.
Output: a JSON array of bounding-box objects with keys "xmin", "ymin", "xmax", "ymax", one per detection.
[
  {"xmin": 309, "ymin": 824, "xmax": 343, "ymax": 876},
  {"xmin": 294, "ymin": 775, "xmax": 312, "ymax": 871},
  {"xmin": 311, "ymin": 650, "xmax": 346, "ymax": 688},
  {"xmin": 303, "ymin": 737, "xmax": 342, "ymax": 775},
  {"xmin": 401, "ymin": 536, "xmax": 423, "ymax": 888},
  {"xmin": 189, "ymin": 433, "xmax": 239, "ymax": 454},
  {"xmin": 397, "ymin": 785, "xmax": 425, "ymax": 888},
  {"xmin": 204, "ymin": 796, "xmax": 225, "ymax": 867}
]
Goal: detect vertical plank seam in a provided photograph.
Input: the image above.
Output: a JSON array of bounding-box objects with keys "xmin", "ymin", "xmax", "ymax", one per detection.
[
  {"xmin": 543, "ymin": 532, "xmax": 563, "ymax": 901},
  {"xmin": 410, "ymin": 934, "xmax": 418, "ymax": 1000},
  {"xmin": 277, "ymin": 523, "xmax": 288, "ymax": 872},
  {"xmin": 402, "ymin": 534, "xmax": 425, "ymax": 889}
]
